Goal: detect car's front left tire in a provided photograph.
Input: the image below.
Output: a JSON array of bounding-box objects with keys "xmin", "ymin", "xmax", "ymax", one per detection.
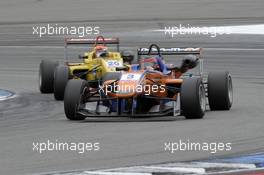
[{"xmin": 180, "ymin": 77, "xmax": 206, "ymax": 119}]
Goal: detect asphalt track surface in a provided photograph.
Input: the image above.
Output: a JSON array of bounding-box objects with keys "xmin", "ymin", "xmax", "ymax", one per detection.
[{"xmin": 0, "ymin": 0, "xmax": 264, "ymax": 175}]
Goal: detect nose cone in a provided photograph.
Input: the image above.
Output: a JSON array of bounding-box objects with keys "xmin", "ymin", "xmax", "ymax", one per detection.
[{"xmin": 115, "ymin": 80, "xmax": 138, "ymax": 98}]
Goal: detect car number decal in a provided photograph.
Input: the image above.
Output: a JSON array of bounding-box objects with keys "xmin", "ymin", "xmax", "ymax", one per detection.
[
  {"xmin": 107, "ymin": 60, "xmax": 122, "ymax": 67},
  {"xmin": 120, "ymin": 74, "xmax": 141, "ymax": 81}
]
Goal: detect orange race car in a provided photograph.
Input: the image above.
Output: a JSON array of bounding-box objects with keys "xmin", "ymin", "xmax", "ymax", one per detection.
[{"xmin": 63, "ymin": 44, "xmax": 233, "ymax": 120}]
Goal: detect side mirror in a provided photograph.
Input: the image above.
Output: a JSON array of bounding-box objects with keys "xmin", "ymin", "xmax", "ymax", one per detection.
[
  {"xmin": 178, "ymin": 55, "xmax": 199, "ymax": 73},
  {"xmin": 78, "ymin": 55, "xmax": 88, "ymax": 59},
  {"xmin": 181, "ymin": 55, "xmax": 198, "ymax": 70},
  {"xmin": 116, "ymin": 66, "xmax": 129, "ymax": 71}
]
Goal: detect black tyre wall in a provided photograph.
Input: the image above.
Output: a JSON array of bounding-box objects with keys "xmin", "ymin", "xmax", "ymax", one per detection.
[
  {"xmin": 54, "ymin": 66, "xmax": 70, "ymax": 100},
  {"xmin": 39, "ymin": 60, "xmax": 59, "ymax": 93},
  {"xmin": 64, "ymin": 79, "xmax": 87, "ymax": 120},
  {"xmin": 180, "ymin": 77, "xmax": 206, "ymax": 119},
  {"xmin": 207, "ymin": 71, "xmax": 233, "ymax": 110}
]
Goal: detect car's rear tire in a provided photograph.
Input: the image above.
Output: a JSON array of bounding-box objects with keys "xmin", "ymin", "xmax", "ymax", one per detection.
[
  {"xmin": 102, "ymin": 72, "xmax": 121, "ymax": 83},
  {"xmin": 180, "ymin": 77, "xmax": 206, "ymax": 119},
  {"xmin": 39, "ymin": 60, "xmax": 58, "ymax": 93},
  {"xmin": 54, "ymin": 66, "xmax": 70, "ymax": 100},
  {"xmin": 64, "ymin": 79, "xmax": 87, "ymax": 120},
  {"xmin": 208, "ymin": 71, "xmax": 233, "ymax": 110}
]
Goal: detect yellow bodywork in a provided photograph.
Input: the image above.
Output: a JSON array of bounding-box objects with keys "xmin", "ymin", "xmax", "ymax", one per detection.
[{"xmin": 67, "ymin": 50, "xmax": 124, "ymax": 81}]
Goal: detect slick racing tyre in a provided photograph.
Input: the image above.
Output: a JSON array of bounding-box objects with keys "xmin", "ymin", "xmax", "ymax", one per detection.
[
  {"xmin": 54, "ymin": 66, "xmax": 70, "ymax": 100},
  {"xmin": 207, "ymin": 71, "xmax": 233, "ymax": 110},
  {"xmin": 64, "ymin": 79, "xmax": 87, "ymax": 120},
  {"xmin": 39, "ymin": 60, "xmax": 59, "ymax": 93},
  {"xmin": 181, "ymin": 77, "xmax": 206, "ymax": 119}
]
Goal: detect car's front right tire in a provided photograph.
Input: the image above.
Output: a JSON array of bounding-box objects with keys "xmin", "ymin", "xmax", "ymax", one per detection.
[
  {"xmin": 54, "ymin": 66, "xmax": 70, "ymax": 100},
  {"xmin": 64, "ymin": 79, "xmax": 87, "ymax": 120}
]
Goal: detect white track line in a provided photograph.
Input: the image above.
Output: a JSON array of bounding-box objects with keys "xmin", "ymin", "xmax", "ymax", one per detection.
[
  {"xmin": 0, "ymin": 94, "xmax": 16, "ymax": 101},
  {"xmin": 192, "ymin": 162, "xmax": 256, "ymax": 169},
  {"xmin": 90, "ymin": 162, "xmax": 256, "ymax": 175},
  {"xmin": 83, "ymin": 172, "xmax": 151, "ymax": 175},
  {"xmin": 37, "ymin": 161, "xmax": 260, "ymax": 175},
  {"xmin": 142, "ymin": 166, "xmax": 205, "ymax": 174},
  {"xmin": 98, "ymin": 165, "xmax": 205, "ymax": 174},
  {"xmin": 205, "ymin": 167, "xmax": 264, "ymax": 175}
]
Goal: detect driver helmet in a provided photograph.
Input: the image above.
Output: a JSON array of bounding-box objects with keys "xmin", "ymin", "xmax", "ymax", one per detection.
[
  {"xmin": 95, "ymin": 45, "xmax": 108, "ymax": 57},
  {"xmin": 143, "ymin": 57, "xmax": 159, "ymax": 71}
]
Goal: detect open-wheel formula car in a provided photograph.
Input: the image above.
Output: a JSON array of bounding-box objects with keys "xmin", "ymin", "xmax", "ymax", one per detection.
[
  {"xmin": 39, "ymin": 36, "xmax": 134, "ymax": 100},
  {"xmin": 64, "ymin": 44, "xmax": 233, "ymax": 120}
]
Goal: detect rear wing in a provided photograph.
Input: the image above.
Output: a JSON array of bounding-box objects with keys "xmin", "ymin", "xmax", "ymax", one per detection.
[
  {"xmin": 138, "ymin": 44, "xmax": 204, "ymax": 75},
  {"xmin": 65, "ymin": 36, "xmax": 120, "ymax": 51},
  {"xmin": 138, "ymin": 47, "xmax": 202, "ymax": 57},
  {"xmin": 64, "ymin": 36, "xmax": 120, "ymax": 61}
]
